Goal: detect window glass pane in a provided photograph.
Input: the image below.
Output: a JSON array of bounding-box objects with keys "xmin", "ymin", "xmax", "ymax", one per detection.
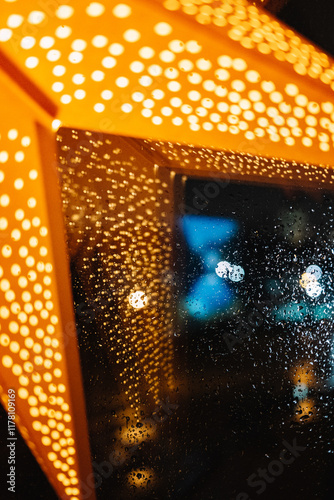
[{"xmin": 57, "ymin": 127, "xmax": 334, "ymax": 499}]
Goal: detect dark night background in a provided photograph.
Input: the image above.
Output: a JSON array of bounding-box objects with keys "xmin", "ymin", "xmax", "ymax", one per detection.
[{"xmin": 280, "ymin": 0, "xmax": 334, "ymax": 57}]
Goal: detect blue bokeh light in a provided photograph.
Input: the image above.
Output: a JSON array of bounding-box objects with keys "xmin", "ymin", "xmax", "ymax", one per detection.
[
  {"xmin": 181, "ymin": 216, "xmax": 238, "ymax": 253},
  {"xmin": 184, "ymin": 273, "xmax": 233, "ymax": 319},
  {"xmin": 202, "ymin": 249, "xmax": 222, "ymax": 271},
  {"xmin": 181, "ymin": 216, "xmax": 239, "ymax": 320}
]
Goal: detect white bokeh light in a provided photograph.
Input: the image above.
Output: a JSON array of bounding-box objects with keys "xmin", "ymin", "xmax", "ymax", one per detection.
[
  {"xmin": 215, "ymin": 261, "xmax": 232, "ymax": 279},
  {"xmin": 229, "ymin": 265, "xmax": 245, "ymax": 282},
  {"xmin": 305, "ymin": 282, "xmax": 323, "ymax": 298},
  {"xmin": 128, "ymin": 291, "xmax": 148, "ymax": 309},
  {"xmin": 305, "ymin": 264, "xmax": 322, "ymax": 281}
]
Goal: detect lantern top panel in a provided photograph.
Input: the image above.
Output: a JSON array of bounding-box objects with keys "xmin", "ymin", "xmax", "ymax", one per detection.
[{"xmin": 0, "ymin": 0, "xmax": 334, "ymax": 165}]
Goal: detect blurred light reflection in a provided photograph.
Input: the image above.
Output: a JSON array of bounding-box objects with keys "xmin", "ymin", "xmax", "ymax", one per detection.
[{"xmin": 184, "ymin": 273, "xmax": 233, "ymax": 319}]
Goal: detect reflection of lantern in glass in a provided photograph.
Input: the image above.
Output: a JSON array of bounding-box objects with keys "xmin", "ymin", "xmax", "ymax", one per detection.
[
  {"xmin": 128, "ymin": 291, "xmax": 148, "ymax": 309},
  {"xmin": 294, "ymin": 398, "xmax": 316, "ymax": 424},
  {"xmin": 291, "ymin": 362, "xmax": 315, "ymax": 386},
  {"xmin": 119, "ymin": 420, "xmax": 157, "ymax": 446},
  {"xmin": 127, "ymin": 467, "xmax": 155, "ymax": 489}
]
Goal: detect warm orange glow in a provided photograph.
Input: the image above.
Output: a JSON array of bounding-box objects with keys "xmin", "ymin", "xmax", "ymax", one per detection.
[
  {"xmin": 57, "ymin": 127, "xmax": 175, "ymax": 411},
  {"xmin": 291, "ymin": 362, "xmax": 315, "ymax": 386},
  {"xmin": 0, "ymin": 68, "xmax": 94, "ymax": 499},
  {"xmin": 1, "ymin": 1, "xmax": 334, "ymax": 498},
  {"xmin": 0, "ymin": 0, "xmax": 334, "ymax": 165},
  {"xmin": 294, "ymin": 397, "xmax": 317, "ymax": 423},
  {"xmin": 127, "ymin": 467, "xmax": 156, "ymax": 489}
]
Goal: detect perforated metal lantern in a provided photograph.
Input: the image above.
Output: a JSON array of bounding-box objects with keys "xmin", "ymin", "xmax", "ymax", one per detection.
[{"xmin": 1, "ymin": 1, "xmax": 334, "ymax": 499}]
